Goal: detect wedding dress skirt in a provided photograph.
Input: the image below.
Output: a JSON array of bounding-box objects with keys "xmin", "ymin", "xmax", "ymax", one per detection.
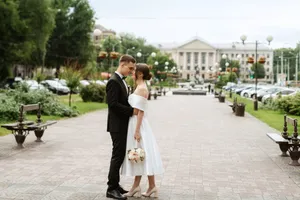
[{"xmin": 121, "ymin": 94, "xmax": 164, "ymax": 176}]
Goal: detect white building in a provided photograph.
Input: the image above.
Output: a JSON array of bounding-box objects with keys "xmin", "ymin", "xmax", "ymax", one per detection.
[{"xmin": 157, "ymin": 37, "xmax": 274, "ymax": 83}]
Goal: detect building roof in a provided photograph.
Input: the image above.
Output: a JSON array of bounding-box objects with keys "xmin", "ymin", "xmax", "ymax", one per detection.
[
  {"xmin": 154, "ymin": 37, "xmax": 272, "ymax": 51},
  {"xmin": 94, "ymin": 24, "xmax": 116, "ymax": 34}
]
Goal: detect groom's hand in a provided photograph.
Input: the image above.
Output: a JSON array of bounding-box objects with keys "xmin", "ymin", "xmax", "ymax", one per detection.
[{"xmin": 133, "ymin": 108, "xmax": 139, "ymax": 115}]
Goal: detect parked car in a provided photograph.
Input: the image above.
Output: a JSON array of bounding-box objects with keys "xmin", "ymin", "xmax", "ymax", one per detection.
[
  {"xmin": 257, "ymin": 87, "xmax": 282, "ymax": 101},
  {"xmin": 262, "ymin": 89, "xmax": 295, "ymax": 103},
  {"xmin": 235, "ymin": 85, "xmax": 253, "ymax": 95},
  {"xmin": 41, "ymin": 80, "xmax": 70, "ymax": 95},
  {"xmin": 22, "ymin": 80, "xmax": 46, "ymax": 90},
  {"xmin": 80, "ymin": 80, "xmax": 90, "ymax": 86}
]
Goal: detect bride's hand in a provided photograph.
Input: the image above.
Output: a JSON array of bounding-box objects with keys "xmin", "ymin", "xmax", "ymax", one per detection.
[{"xmin": 134, "ymin": 131, "xmax": 141, "ymax": 142}]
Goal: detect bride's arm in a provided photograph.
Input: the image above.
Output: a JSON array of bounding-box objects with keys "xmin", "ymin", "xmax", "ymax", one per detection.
[{"xmin": 134, "ymin": 88, "xmax": 148, "ymax": 142}]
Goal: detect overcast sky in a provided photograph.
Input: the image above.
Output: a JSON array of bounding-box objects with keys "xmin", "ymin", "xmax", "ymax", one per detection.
[{"xmin": 89, "ymin": 0, "xmax": 300, "ymax": 49}]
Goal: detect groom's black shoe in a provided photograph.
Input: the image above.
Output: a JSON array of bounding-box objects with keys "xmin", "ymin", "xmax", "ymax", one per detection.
[
  {"xmin": 106, "ymin": 189, "xmax": 127, "ymax": 200},
  {"xmin": 117, "ymin": 185, "xmax": 128, "ymax": 194}
]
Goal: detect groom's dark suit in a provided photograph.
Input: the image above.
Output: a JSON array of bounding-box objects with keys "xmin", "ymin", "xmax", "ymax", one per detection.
[{"xmin": 106, "ymin": 72, "xmax": 133, "ymax": 193}]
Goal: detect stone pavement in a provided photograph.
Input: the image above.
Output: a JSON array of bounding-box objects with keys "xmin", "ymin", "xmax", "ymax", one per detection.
[{"xmin": 1, "ymin": 93, "xmax": 300, "ymax": 200}]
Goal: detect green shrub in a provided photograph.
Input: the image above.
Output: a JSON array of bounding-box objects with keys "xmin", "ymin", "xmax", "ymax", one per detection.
[
  {"xmin": 275, "ymin": 93, "xmax": 300, "ymax": 115},
  {"xmin": 80, "ymin": 83, "xmax": 106, "ymax": 102},
  {"xmin": 0, "ymin": 97, "xmax": 19, "ymax": 121},
  {"xmin": 4, "ymin": 85, "xmax": 79, "ymax": 117}
]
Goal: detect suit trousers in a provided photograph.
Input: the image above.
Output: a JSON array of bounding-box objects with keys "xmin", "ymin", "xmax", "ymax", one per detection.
[{"xmin": 107, "ymin": 131, "xmax": 127, "ymax": 191}]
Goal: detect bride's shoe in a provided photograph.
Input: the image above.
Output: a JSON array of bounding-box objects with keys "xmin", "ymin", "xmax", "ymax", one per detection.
[
  {"xmin": 123, "ymin": 186, "xmax": 141, "ymax": 198},
  {"xmin": 142, "ymin": 187, "xmax": 158, "ymax": 198}
]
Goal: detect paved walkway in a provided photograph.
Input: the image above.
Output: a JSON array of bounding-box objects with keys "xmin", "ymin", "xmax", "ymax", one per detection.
[{"xmin": 1, "ymin": 93, "xmax": 300, "ymax": 200}]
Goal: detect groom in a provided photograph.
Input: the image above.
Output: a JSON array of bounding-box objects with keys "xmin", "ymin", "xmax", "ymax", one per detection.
[{"xmin": 106, "ymin": 55, "xmax": 137, "ymax": 199}]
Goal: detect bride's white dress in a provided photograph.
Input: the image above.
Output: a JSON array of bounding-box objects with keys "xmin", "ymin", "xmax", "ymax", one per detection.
[{"xmin": 121, "ymin": 93, "xmax": 164, "ymax": 176}]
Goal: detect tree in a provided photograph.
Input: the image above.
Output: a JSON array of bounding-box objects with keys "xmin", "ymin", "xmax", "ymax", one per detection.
[
  {"xmin": 19, "ymin": 0, "xmax": 56, "ymax": 72},
  {"xmin": 251, "ymin": 63, "xmax": 265, "ymax": 79},
  {"xmin": 45, "ymin": 0, "xmax": 95, "ymax": 76},
  {"xmin": 0, "ymin": 0, "xmax": 28, "ymax": 81},
  {"xmin": 147, "ymin": 52, "xmax": 176, "ymax": 80},
  {"xmin": 61, "ymin": 67, "xmax": 81, "ymax": 107},
  {"xmin": 273, "ymin": 48, "xmax": 297, "ymax": 81}
]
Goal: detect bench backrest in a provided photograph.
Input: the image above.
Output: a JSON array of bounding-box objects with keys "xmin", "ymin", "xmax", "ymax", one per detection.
[
  {"xmin": 19, "ymin": 103, "xmax": 42, "ymax": 124},
  {"xmin": 282, "ymin": 115, "xmax": 298, "ymax": 139}
]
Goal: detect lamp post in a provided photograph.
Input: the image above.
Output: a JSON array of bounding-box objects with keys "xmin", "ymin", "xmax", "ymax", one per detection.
[
  {"xmin": 136, "ymin": 52, "xmax": 142, "ymax": 62},
  {"xmin": 126, "ymin": 47, "xmax": 135, "ymax": 54},
  {"xmin": 240, "ymin": 34, "xmax": 273, "ymax": 111}
]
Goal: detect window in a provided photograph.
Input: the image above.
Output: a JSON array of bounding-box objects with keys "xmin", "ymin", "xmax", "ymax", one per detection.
[
  {"xmin": 231, "ymin": 54, "xmax": 234, "ymax": 58},
  {"xmin": 194, "ymin": 52, "xmax": 198, "ymax": 64},
  {"xmin": 252, "ymin": 54, "xmax": 255, "ymax": 57},
  {"xmin": 180, "ymin": 52, "xmax": 183, "ymax": 56},
  {"xmin": 242, "ymin": 61, "xmax": 245, "ymax": 64},
  {"xmin": 267, "ymin": 54, "xmax": 270, "ymax": 58},
  {"xmin": 202, "ymin": 74, "xmax": 205, "ymax": 79},
  {"xmin": 246, "ymin": 75, "xmax": 249, "ymax": 79},
  {"xmin": 246, "ymin": 54, "xmax": 249, "ymax": 57},
  {"xmin": 281, "ymin": 90, "xmax": 294, "ymax": 95},
  {"xmin": 242, "ymin": 54, "xmax": 244, "ymax": 58},
  {"xmin": 187, "ymin": 66, "xmax": 190, "ymax": 70},
  {"xmin": 202, "ymin": 66, "xmax": 205, "ymax": 70},
  {"xmin": 194, "ymin": 66, "xmax": 198, "ymax": 71},
  {"xmin": 201, "ymin": 53, "xmax": 206, "ymax": 64},
  {"xmin": 266, "ymin": 68, "xmax": 269, "ymax": 72},
  {"xmin": 266, "ymin": 75, "xmax": 269, "ymax": 79},
  {"xmin": 187, "ymin": 52, "xmax": 191, "ymax": 64},
  {"xmin": 180, "ymin": 66, "xmax": 183, "ymax": 70},
  {"xmin": 187, "ymin": 74, "xmax": 190, "ymax": 80},
  {"xmin": 267, "ymin": 61, "xmax": 269, "ymax": 65}
]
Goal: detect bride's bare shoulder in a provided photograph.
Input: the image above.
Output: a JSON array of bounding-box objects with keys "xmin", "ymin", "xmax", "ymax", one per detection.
[{"xmin": 134, "ymin": 86, "xmax": 148, "ymax": 98}]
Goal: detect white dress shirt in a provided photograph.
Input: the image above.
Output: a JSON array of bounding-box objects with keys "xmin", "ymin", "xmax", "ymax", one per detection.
[{"xmin": 114, "ymin": 71, "xmax": 129, "ymax": 94}]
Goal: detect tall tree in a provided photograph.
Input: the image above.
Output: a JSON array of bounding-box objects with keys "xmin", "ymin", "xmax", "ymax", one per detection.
[
  {"xmin": 45, "ymin": 0, "xmax": 95, "ymax": 77},
  {"xmin": 0, "ymin": 0, "xmax": 28, "ymax": 81},
  {"xmin": 251, "ymin": 63, "xmax": 265, "ymax": 79},
  {"xmin": 19, "ymin": 0, "xmax": 56, "ymax": 72},
  {"xmin": 147, "ymin": 52, "xmax": 176, "ymax": 80}
]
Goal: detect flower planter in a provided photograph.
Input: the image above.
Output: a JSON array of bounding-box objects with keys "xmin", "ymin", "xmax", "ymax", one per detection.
[
  {"xmin": 218, "ymin": 96, "xmax": 225, "ymax": 103},
  {"xmin": 235, "ymin": 103, "xmax": 245, "ymax": 117}
]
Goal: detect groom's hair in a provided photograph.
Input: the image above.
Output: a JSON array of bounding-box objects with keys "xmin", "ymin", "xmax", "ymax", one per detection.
[{"xmin": 119, "ymin": 55, "xmax": 136, "ymax": 64}]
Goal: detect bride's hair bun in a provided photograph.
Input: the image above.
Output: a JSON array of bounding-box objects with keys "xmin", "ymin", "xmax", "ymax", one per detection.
[{"xmin": 136, "ymin": 63, "xmax": 152, "ymax": 80}]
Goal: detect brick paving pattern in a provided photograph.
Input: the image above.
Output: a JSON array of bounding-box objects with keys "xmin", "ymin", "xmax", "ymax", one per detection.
[{"xmin": 1, "ymin": 93, "xmax": 300, "ymax": 199}]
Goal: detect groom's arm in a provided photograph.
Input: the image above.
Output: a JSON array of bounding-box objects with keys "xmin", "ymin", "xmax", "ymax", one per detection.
[{"xmin": 106, "ymin": 80, "xmax": 134, "ymax": 117}]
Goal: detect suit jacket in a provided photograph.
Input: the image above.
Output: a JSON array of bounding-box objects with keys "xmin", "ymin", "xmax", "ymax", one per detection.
[{"xmin": 106, "ymin": 73, "xmax": 133, "ymax": 133}]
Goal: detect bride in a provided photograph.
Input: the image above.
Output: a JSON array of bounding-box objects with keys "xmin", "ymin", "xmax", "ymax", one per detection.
[{"xmin": 121, "ymin": 63, "xmax": 164, "ymax": 198}]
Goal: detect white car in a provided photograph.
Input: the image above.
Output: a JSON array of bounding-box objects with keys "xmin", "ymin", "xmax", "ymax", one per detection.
[
  {"xmin": 41, "ymin": 80, "xmax": 70, "ymax": 94},
  {"xmin": 262, "ymin": 89, "xmax": 295, "ymax": 103},
  {"xmin": 22, "ymin": 80, "xmax": 46, "ymax": 90},
  {"xmin": 80, "ymin": 80, "xmax": 90, "ymax": 86}
]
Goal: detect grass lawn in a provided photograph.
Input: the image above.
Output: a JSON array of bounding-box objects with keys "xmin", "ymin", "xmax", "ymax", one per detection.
[
  {"xmin": 0, "ymin": 94, "xmax": 107, "ymax": 136},
  {"xmin": 225, "ymin": 92, "xmax": 300, "ymax": 133}
]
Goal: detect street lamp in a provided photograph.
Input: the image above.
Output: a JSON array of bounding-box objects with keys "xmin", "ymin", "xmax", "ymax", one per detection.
[
  {"xmin": 126, "ymin": 47, "xmax": 135, "ymax": 54},
  {"xmin": 154, "ymin": 61, "xmax": 159, "ymax": 66},
  {"xmin": 240, "ymin": 34, "xmax": 273, "ymax": 111},
  {"xmin": 137, "ymin": 52, "xmax": 142, "ymax": 62},
  {"xmin": 151, "ymin": 52, "xmax": 156, "ymax": 58},
  {"xmin": 93, "ymin": 29, "xmax": 102, "ymax": 41}
]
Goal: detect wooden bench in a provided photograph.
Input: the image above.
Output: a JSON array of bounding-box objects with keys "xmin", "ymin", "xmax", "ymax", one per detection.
[
  {"xmin": 266, "ymin": 115, "xmax": 300, "ymax": 166},
  {"xmin": 229, "ymin": 97, "xmax": 237, "ymax": 112},
  {"xmin": 1, "ymin": 103, "xmax": 57, "ymax": 148}
]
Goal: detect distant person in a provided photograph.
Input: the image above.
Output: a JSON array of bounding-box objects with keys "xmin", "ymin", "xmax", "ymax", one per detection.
[{"xmin": 208, "ymin": 84, "xmax": 211, "ymax": 93}]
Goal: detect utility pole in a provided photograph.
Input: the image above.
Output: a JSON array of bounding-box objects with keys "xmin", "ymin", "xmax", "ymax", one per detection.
[
  {"xmin": 281, "ymin": 51, "xmax": 283, "ymax": 86},
  {"xmin": 296, "ymin": 54, "xmax": 298, "ymax": 86},
  {"xmin": 288, "ymin": 59, "xmax": 290, "ymax": 82}
]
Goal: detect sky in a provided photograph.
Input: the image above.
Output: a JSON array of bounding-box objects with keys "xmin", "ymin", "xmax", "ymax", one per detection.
[{"xmin": 88, "ymin": 0, "xmax": 300, "ymax": 49}]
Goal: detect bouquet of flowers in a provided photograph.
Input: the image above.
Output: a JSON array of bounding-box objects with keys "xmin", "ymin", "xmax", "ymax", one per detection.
[{"xmin": 128, "ymin": 147, "xmax": 145, "ymax": 163}]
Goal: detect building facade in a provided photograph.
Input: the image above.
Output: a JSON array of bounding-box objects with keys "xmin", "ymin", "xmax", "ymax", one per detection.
[{"xmin": 158, "ymin": 37, "xmax": 274, "ymax": 83}]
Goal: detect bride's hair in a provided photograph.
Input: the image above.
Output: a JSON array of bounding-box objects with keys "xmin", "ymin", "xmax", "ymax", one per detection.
[{"xmin": 135, "ymin": 63, "xmax": 152, "ymax": 80}]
